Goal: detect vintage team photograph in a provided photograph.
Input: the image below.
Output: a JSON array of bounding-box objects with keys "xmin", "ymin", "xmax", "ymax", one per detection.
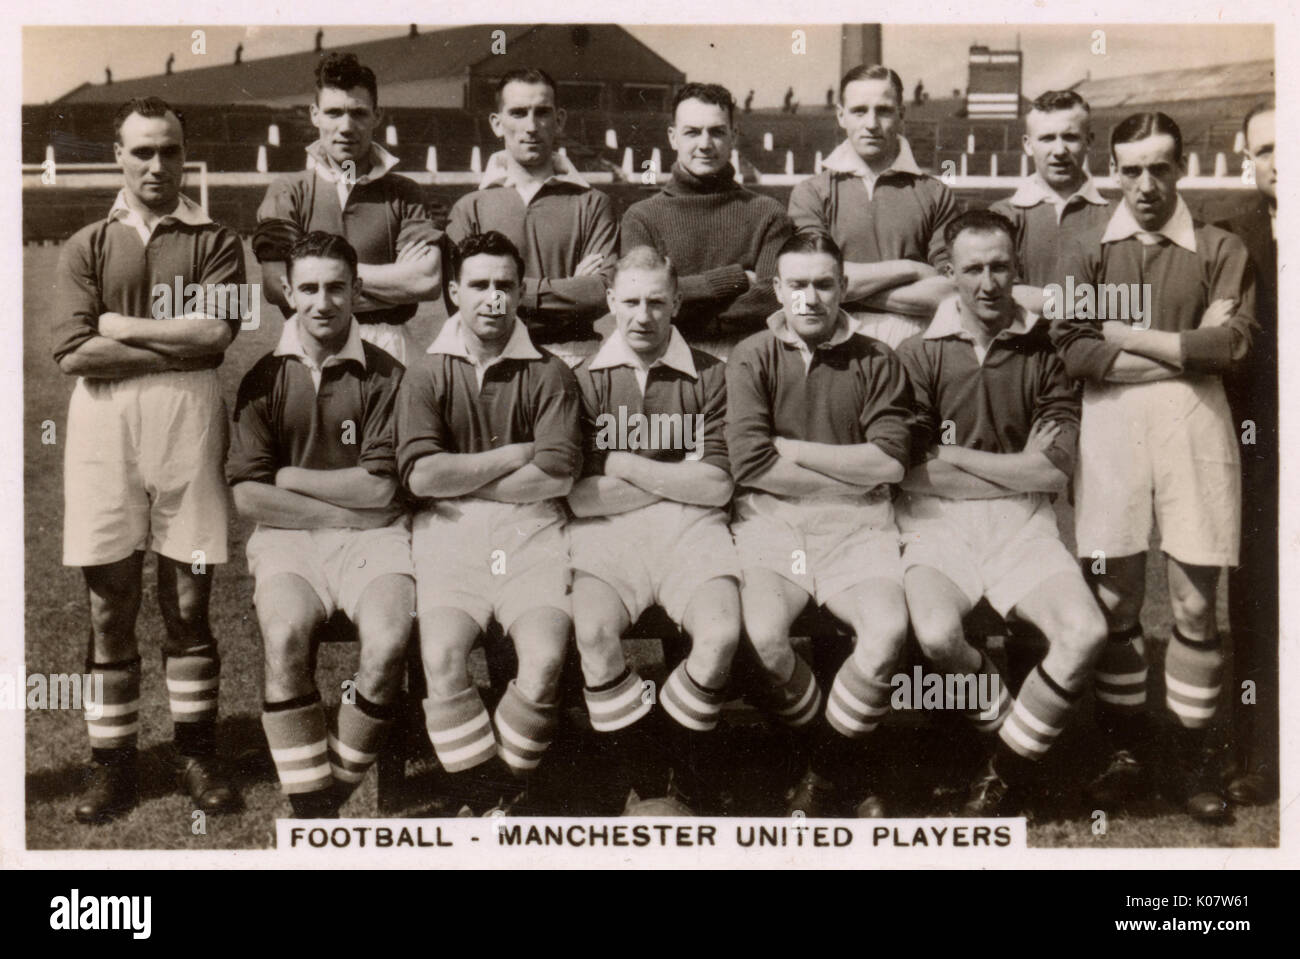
[{"xmin": 17, "ymin": 15, "xmax": 1281, "ymax": 857}]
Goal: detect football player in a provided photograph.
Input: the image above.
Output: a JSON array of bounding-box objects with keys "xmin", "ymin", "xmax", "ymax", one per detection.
[
  {"xmin": 895, "ymin": 210, "xmax": 1107, "ymax": 815},
  {"xmin": 1051, "ymin": 112, "xmax": 1257, "ymax": 823},
  {"xmin": 395, "ymin": 231, "xmax": 582, "ymax": 814},
  {"xmin": 447, "ymin": 68, "xmax": 618, "ymax": 369},
  {"xmin": 568, "ymin": 246, "xmax": 741, "ymax": 812},
  {"xmin": 989, "ymin": 90, "xmax": 1112, "ymax": 291},
  {"xmin": 54, "ymin": 97, "xmax": 243, "ymax": 822},
  {"xmin": 621, "ymin": 82, "xmax": 792, "ymax": 359},
  {"xmin": 228, "ymin": 232, "xmax": 414, "ymax": 818},
  {"xmin": 726, "ymin": 230, "xmax": 913, "ymax": 816},
  {"xmin": 254, "ymin": 52, "xmax": 442, "ymax": 364},
  {"xmin": 788, "ymin": 65, "xmax": 959, "ymax": 348}
]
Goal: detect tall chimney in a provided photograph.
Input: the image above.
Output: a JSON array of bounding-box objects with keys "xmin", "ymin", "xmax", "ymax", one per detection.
[{"xmin": 841, "ymin": 24, "xmax": 883, "ymax": 74}]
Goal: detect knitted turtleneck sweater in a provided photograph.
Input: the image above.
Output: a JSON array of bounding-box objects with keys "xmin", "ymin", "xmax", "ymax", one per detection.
[{"xmin": 620, "ymin": 162, "xmax": 792, "ymax": 339}]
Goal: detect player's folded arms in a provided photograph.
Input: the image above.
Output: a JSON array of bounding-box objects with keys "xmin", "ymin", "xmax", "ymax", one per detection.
[
  {"xmin": 406, "ymin": 441, "xmax": 573, "ymax": 504},
  {"xmin": 568, "ymin": 451, "xmax": 732, "ymax": 518},
  {"xmin": 748, "ymin": 436, "xmax": 902, "ymax": 499},
  {"xmin": 232, "ymin": 477, "xmax": 404, "ymax": 531}
]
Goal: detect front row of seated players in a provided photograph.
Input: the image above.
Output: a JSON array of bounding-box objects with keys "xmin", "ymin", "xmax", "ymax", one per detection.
[{"xmin": 228, "ymin": 219, "xmax": 1218, "ymax": 821}]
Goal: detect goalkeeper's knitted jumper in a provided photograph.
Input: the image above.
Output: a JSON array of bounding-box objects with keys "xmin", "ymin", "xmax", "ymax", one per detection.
[{"xmin": 620, "ymin": 162, "xmax": 792, "ymax": 342}]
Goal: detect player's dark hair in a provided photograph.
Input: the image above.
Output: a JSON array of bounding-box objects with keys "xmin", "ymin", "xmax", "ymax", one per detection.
[
  {"xmin": 113, "ymin": 97, "xmax": 185, "ymax": 143},
  {"xmin": 494, "ymin": 68, "xmax": 558, "ymax": 109},
  {"xmin": 839, "ymin": 65, "xmax": 904, "ymax": 106},
  {"xmin": 1241, "ymin": 98, "xmax": 1275, "ymax": 140},
  {"xmin": 1110, "ymin": 111, "xmax": 1183, "ymax": 164},
  {"xmin": 286, "ymin": 231, "xmax": 359, "ymax": 280},
  {"xmin": 943, "ymin": 209, "xmax": 1015, "ymax": 250},
  {"xmin": 776, "ymin": 230, "xmax": 845, "ymax": 273},
  {"xmin": 1030, "ymin": 89, "xmax": 1090, "ymax": 115},
  {"xmin": 315, "ymin": 52, "xmax": 378, "ymax": 109},
  {"xmin": 672, "ymin": 82, "xmax": 735, "ymax": 125},
  {"xmin": 614, "ymin": 246, "xmax": 677, "ymax": 292},
  {"xmin": 453, "ymin": 231, "xmax": 526, "ymax": 283}
]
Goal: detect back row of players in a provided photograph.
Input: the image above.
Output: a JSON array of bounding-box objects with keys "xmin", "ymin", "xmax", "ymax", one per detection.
[{"xmin": 54, "ymin": 51, "xmax": 1276, "ymax": 823}]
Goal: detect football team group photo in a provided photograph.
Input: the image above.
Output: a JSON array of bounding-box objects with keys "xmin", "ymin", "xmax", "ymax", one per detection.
[{"xmin": 19, "ymin": 20, "xmax": 1279, "ymax": 850}]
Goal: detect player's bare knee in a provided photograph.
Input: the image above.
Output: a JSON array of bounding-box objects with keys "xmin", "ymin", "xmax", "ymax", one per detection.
[
  {"xmin": 1054, "ymin": 620, "xmax": 1107, "ymax": 675},
  {"xmin": 691, "ymin": 622, "xmax": 740, "ymax": 675},
  {"xmin": 574, "ymin": 615, "xmax": 622, "ymax": 662},
  {"xmin": 744, "ymin": 613, "xmax": 790, "ymax": 660},
  {"xmin": 421, "ymin": 643, "xmax": 470, "ymax": 698},
  {"xmin": 358, "ymin": 628, "xmax": 410, "ymax": 693},
  {"xmin": 851, "ymin": 631, "xmax": 906, "ymax": 682},
  {"xmin": 262, "ymin": 633, "xmax": 311, "ymax": 690},
  {"xmin": 910, "ymin": 609, "xmax": 967, "ymax": 669},
  {"xmin": 516, "ymin": 653, "xmax": 565, "ymax": 705}
]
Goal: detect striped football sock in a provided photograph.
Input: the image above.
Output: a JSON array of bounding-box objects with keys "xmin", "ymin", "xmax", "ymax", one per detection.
[
  {"xmin": 825, "ymin": 655, "xmax": 892, "ymax": 739},
  {"xmin": 166, "ymin": 652, "xmax": 220, "ymax": 758},
  {"xmin": 766, "ymin": 654, "xmax": 822, "ymax": 728},
  {"xmin": 998, "ymin": 665, "xmax": 1078, "ymax": 761},
  {"xmin": 86, "ymin": 656, "xmax": 141, "ymax": 759},
  {"xmin": 964, "ymin": 651, "xmax": 1012, "ymax": 733},
  {"xmin": 423, "ymin": 686, "xmax": 497, "ymax": 773},
  {"xmin": 584, "ymin": 668, "xmax": 653, "ymax": 732},
  {"xmin": 495, "ymin": 680, "xmax": 559, "ymax": 776},
  {"xmin": 661, "ymin": 661, "xmax": 728, "ymax": 732},
  {"xmin": 262, "ymin": 693, "xmax": 333, "ymax": 796},
  {"xmin": 1165, "ymin": 629, "xmax": 1223, "ymax": 730},
  {"xmin": 331, "ymin": 690, "xmax": 397, "ymax": 788},
  {"xmin": 1094, "ymin": 624, "xmax": 1148, "ymax": 716}
]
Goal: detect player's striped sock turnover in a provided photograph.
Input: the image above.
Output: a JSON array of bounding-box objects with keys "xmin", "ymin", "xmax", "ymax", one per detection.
[
  {"xmin": 495, "ymin": 680, "xmax": 559, "ymax": 775},
  {"xmin": 825, "ymin": 654, "xmax": 891, "ymax": 738},
  {"xmin": 661, "ymin": 661, "xmax": 727, "ymax": 731},
  {"xmin": 1165, "ymin": 629, "xmax": 1223, "ymax": 729},
  {"xmin": 423, "ymin": 686, "xmax": 497, "ymax": 773},
  {"xmin": 965, "ymin": 651, "xmax": 1011, "ymax": 733},
  {"xmin": 332, "ymin": 689, "xmax": 397, "ymax": 786},
  {"xmin": 1093, "ymin": 625, "xmax": 1148, "ymax": 714},
  {"xmin": 166, "ymin": 652, "xmax": 219, "ymax": 757},
  {"xmin": 584, "ymin": 668, "xmax": 653, "ymax": 732},
  {"xmin": 85, "ymin": 655, "xmax": 141, "ymax": 757},
  {"xmin": 998, "ymin": 664, "xmax": 1078, "ymax": 761},
  {"xmin": 262, "ymin": 693, "xmax": 333, "ymax": 796},
  {"xmin": 767, "ymin": 654, "xmax": 822, "ymax": 728}
]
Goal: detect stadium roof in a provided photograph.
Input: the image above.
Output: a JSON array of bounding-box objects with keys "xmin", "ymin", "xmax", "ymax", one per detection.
[
  {"xmin": 1071, "ymin": 58, "xmax": 1274, "ymax": 109},
  {"xmin": 54, "ymin": 24, "xmax": 685, "ymax": 107}
]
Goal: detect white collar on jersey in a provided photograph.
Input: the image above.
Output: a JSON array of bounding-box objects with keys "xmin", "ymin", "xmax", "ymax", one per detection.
[
  {"xmin": 306, "ymin": 140, "xmax": 401, "ymax": 186},
  {"xmin": 274, "ymin": 317, "xmax": 368, "ymax": 371},
  {"xmin": 1006, "ymin": 171, "xmax": 1107, "ymax": 210},
  {"xmin": 822, "ymin": 136, "xmax": 924, "ymax": 180},
  {"xmin": 427, "ymin": 313, "xmax": 542, "ymax": 362},
  {"xmin": 588, "ymin": 326, "xmax": 698, "ymax": 380},
  {"xmin": 765, "ymin": 307, "xmax": 859, "ymax": 350},
  {"xmin": 477, "ymin": 150, "xmax": 591, "ymax": 192},
  {"xmin": 108, "ymin": 189, "xmax": 211, "ymax": 229},
  {"xmin": 1101, "ymin": 195, "xmax": 1197, "ymax": 253},
  {"xmin": 924, "ymin": 293, "xmax": 1040, "ymax": 340}
]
